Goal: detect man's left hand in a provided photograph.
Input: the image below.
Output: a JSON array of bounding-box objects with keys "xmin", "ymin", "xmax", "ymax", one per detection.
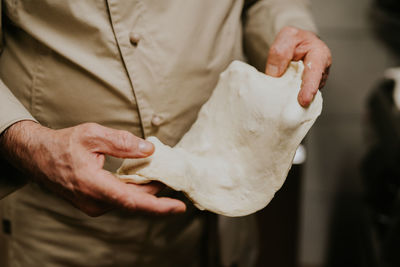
[{"xmin": 265, "ymin": 26, "xmax": 332, "ymax": 107}]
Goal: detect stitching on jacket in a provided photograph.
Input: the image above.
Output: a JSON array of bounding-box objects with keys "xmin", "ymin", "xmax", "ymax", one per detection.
[{"xmin": 30, "ymin": 45, "xmax": 49, "ymax": 125}]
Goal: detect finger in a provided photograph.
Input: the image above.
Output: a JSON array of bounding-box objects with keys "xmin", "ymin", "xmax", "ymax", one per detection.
[
  {"xmin": 130, "ymin": 193, "xmax": 186, "ymax": 215},
  {"xmin": 319, "ymin": 66, "xmax": 330, "ymax": 89},
  {"xmin": 266, "ymin": 27, "xmax": 300, "ymax": 77},
  {"xmin": 298, "ymin": 51, "xmax": 326, "ymax": 107},
  {"xmin": 70, "ymin": 195, "xmax": 114, "ymax": 217},
  {"xmin": 51, "ymin": 180, "xmax": 114, "ymax": 217},
  {"xmin": 81, "ymin": 123, "xmax": 154, "ymax": 158},
  {"xmin": 126, "ymin": 181, "xmax": 165, "ymax": 195},
  {"xmin": 92, "ymin": 171, "xmax": 186, "ymax": 215},
  {"xmin": 58, "ymin": 175, "xmax": 166, "ymax": 216}
]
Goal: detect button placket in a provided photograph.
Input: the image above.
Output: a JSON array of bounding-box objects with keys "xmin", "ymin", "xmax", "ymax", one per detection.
[{"xmin": 106, "ymin": 0, "xmax": 150, "ymax": 137}]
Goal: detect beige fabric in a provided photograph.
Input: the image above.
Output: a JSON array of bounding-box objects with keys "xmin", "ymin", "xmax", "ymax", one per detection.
[
  {"xmin": 0, "ymin": 0, "xmax": 316, "ymax": 266},
  {"xmin": 2, "ymin": 184, "xmax": 206, "ymax": 267}
]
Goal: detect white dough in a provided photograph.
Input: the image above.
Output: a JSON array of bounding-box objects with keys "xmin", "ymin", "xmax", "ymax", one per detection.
[{"xmin": 117, "ymin": 61, "xmax": 322, "ymax": 217}]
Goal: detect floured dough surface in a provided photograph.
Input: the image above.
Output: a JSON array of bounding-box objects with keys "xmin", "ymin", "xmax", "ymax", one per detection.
[{"xmin": 117, "ymin": 61, "xmax": 322, "ymax": 217}]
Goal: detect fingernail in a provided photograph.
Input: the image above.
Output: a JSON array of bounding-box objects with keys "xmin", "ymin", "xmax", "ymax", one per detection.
[
  {"xmin": 138, "ymin": 141, "xmax": 153, "ymax": 153},
  {"xmin": 298, "ymin": 92, "xmax": 306, "ymax": 107},
  {"xmin": 266, "ymin": 64, "xmax": 279, "ymax": 77},
  {"xmin": 301, "ymin": 93, "xmax": 312, "ymax": 107}
]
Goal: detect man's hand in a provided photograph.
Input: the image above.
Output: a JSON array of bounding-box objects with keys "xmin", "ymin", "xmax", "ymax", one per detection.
[
  {"xmin": 265, "ymin": 26, "xmax": 332, "ymax": 107},
  {"xmin": 0, "ymin": 121, "xmax": 186, "ymax": 216}
]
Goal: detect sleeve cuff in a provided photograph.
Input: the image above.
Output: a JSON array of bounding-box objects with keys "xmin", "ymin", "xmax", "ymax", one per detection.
[
  {"xmin": 0, "ymin": 79, "xmax": 38, "ymax": 135},
  {"xmin": 0, "ymin": 117, "xmax": 38, "ymax": 135}
]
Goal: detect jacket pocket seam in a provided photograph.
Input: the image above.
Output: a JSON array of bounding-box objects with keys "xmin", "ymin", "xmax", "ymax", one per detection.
[{"xmin": 30, "ymin": 46, "xmax": 49, "ymax": 124}]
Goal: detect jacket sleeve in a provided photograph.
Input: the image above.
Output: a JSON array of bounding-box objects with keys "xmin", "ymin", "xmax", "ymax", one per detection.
[
  {"xmin": 0, "ymin": 3, "xmax": 37, "ymax": 134},
  {"xmin": 243, "ymin": 0, "xmax": 317, "ymax": 71},
  {"xmin": 0, "ymin": 83, "xmax": 33, "ymax": 199},
  {"xmin": 0, "ymin": 3, "xmax": 36, "ymax": 199},
  {"xmin": 0, "ymin": 80, "xmax": 35, "ymax": 199},
  {"xmin": 0, "ymin": 80, "xmax": 37, "ymax": 133}
]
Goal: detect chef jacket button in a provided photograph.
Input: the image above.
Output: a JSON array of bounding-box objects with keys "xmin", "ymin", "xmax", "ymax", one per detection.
[
  {"xmin": 151, "ymin": 115, "xmax": 163, "ymax": 127},
  {"xmin": 129, "ymin": 32, "xmax": 141, "ymax": 46}
]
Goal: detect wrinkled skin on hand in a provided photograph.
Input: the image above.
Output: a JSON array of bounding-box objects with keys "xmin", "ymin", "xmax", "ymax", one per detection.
[
  {"xmin": 0, "ymin": 121, "xmax": 186, "ymax": 217},
  {"xmin": 265, "ymin": 26, "xmax": 332, "ymax": 107}
]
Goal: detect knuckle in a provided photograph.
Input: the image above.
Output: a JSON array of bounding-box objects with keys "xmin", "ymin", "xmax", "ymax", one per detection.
[
  {"xmin": 315, "ymin": 40, "xmax": 331, "ymax": 58},
  {"xmin": 321, "ymin": 43, "xmax": 331, "ymax": 55},
  {"xmin": 79, "ymin": 123, "xmax": 101, "ymax": 139},
  {"xmin": 119, "ymin": 130, "xmax": 133, "ymax": 141},
  {"xmin": 269, "ymin": 46, "xmax": 289, "ymax": 61},
  {"xmin": 116, "ymin": 130, "xmax": 135, "ymax": 151},
  {"xmin": 282, "ymin": 26, "xmax": 299, "ymax": 36},
  {"xmin": 112, "ymin": 190, "xmax": 127, "ymax": 204},
  {"xmin": 105, "ymin": 185, "xmax": 133, "ymax": 207},
  {"xmin": 120, "ymin": 194, "xmax": 137, "ymax": 211}
]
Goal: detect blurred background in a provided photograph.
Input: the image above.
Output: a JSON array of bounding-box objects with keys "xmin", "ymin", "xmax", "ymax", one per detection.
[
  {"xmin": 299, "ymin": 0, "xmax": 399, "ymax": 266},
  {"xmin": 1, "ymin": 0, "xmax": 400, "ymax": 266},
  {"xmin": 256, "ymin": 0, "xmax": 400, "ymax": 267}
]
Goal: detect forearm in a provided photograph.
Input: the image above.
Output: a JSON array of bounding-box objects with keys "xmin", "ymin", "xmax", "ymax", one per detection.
[
  {"xmin": 0, "ymin": 120, "xmax": 45, "ymax": 176},
  {"xmin": 0, "ymin": 121, "xmax": 42, "ymax": 198}
]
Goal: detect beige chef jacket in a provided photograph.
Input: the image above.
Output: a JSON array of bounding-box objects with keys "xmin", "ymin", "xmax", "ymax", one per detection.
[
  {"xmin": 0, "ymin": 1, "xmax": 316, "ymax": 266},
  {"xmin": 0, "ymin": 0, "xmax": 316, "ymax": 197}
]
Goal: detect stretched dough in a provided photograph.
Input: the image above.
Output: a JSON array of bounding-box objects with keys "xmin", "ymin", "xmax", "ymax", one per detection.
[{"xmin": 117, "ymin": 61, "xmax": 322, "ymax": 217}]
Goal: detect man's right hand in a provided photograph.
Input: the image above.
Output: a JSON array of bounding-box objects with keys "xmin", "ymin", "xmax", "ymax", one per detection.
[{"xmin": 0, "ymin": 121, "xmax": 186, "ymax": 216}]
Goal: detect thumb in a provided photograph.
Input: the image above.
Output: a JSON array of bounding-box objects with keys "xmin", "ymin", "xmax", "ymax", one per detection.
[{"xmin": 83, "ymin": 123, "xmax": 154, "ymax": 158}]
